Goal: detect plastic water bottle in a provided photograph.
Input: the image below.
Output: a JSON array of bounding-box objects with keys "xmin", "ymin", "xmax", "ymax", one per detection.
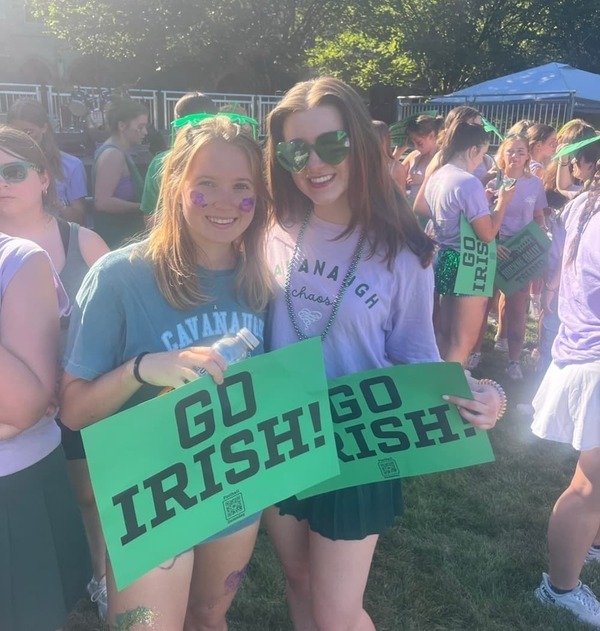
[
  {"xmin": 210, "ymin": 327, "xmax": 260, "ymax": 366},
  {"xmin": 159, "ymin": 328, "xmax": 259, "ymax": 394}
]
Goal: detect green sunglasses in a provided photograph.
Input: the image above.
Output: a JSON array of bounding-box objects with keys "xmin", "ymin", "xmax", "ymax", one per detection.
[
  {"xmin": 0, "ymin": 161, "xmax": 41, "ymax": 183},
  {"xmin": 276, "ymin": 130, "xmax": 350, "ymax": 173}
]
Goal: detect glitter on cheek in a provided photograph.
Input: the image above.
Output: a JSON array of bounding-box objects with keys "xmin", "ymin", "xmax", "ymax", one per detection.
[
  {"xmin": 190, "ymin": 190, "xmax": 208, "ymax": 207},
  {"xmin": 239, "ymin": 196, "xmax": 255, "ymax": 213},
  {"xmin": 115, "ymin": 606, "xmax": 158, "ymax": 630}
]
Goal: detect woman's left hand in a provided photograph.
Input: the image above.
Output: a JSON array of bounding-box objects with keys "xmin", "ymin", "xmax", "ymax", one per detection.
[{"xmin": 443, "ymin": 371, "xmax": 501, "ymax": 430}]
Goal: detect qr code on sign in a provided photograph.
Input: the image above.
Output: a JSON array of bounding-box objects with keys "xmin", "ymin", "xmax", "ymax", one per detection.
[
  {"xmin": 378, "ymin": 458, "xmax": 400, "ymax": 479},
  {"xmin": 223, "ymin": 491, "xmax": 246, "ymax": 523}
]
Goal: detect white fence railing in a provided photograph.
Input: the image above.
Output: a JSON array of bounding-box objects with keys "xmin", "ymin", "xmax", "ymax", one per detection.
[
  {"xmin": 0, "ymin": 83, "xmax": 282, "ymax": 135},
  {"xmin": 397, "ymin": 94, "xmax": 576, "ymax": 137}
]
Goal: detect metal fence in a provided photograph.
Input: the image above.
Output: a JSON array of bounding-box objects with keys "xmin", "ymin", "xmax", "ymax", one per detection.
[
  {"xmin": 397, "ymin": 93, "xmax": 576, "ymax": 137},
  {"xmin": 0, "ymin": 83, "xmax": 281, "ymax": 135},
  {"xmin": 0, "ymin": 83, "xmax": 42, "ymax": 119},
  {"xmin": 162, "ymin": 91, "xmax": 281, "ymax": 135}
]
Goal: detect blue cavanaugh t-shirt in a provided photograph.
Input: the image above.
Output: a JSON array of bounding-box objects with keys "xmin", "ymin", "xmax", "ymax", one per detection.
[{"xmin": 64, "ymin": 242, "xmax": 265, "ymax": 412}]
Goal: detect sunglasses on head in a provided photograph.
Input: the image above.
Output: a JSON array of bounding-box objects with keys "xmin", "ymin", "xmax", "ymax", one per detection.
[
  {"xmin": 172, "ymin": 112, "xmax": 260, "ymax": 141},
  {"xmin": 0, "ymin": 161, "xmax": 41, "ymax": 183},
  {"xmin": 276, "ymin": 130, "xmax": 350, "ymax": 173}
]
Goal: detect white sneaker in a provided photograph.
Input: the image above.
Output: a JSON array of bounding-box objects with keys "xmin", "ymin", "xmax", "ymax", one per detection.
[
  {"xmin": 506, "ymin": 361, "xmax": 523, "ymax": 380},
  {"xmin": 87, "ymin": 575, "xmax": 108, "ymax": 622},
  {"xmin": 494, "ymin": 337, "xmax": 509, "ymax": 352},
  {"xmin": 466, "ymin": 352, "xmax": 481, "ymax": 370},
  {"xmin": 535, "ymin": 572, "xmax": 600, "ymax": 627},
  {"xmin": 586, "ymin": 546, "xmax": 600, "ymax": 564}
]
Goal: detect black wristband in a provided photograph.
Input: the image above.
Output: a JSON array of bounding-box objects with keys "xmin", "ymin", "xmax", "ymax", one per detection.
[{"xmin": 133, "ymin": 352, "xmax": 150, "ymax": 385}]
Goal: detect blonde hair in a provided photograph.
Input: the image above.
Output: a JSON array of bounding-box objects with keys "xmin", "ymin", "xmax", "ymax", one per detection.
[
  {"xmin": 141, "ymin": 116, "xmax": 271, "ymax": 311},
  {"xmin": 496, "ymin": 134, "xmax": 531, "ymax": 176}
]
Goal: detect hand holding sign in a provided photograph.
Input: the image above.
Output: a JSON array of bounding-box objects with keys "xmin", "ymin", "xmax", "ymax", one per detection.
[
  {"xmin": 297, "ymin": 362, "xmax": 495, "ymax": 500},
  {"xmin": 497, "ymin": 244, "xmax": 511, "ymax": 260},
  {"xmin": 444, "ymin": 371, "xmax": 503, "ymax": 430},
  {"xmin": 82, "ymin": 339, "xmax": 338, "ymax": 590}
]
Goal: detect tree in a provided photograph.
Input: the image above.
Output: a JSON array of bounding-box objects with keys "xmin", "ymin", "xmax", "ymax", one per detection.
[
  {"xmin": 31, "ymin": 0, "xmax": 342, "ymax": 91},
  {"xmin": 306, "ymin": 0, "xmax": 600, "ymax": 95}
]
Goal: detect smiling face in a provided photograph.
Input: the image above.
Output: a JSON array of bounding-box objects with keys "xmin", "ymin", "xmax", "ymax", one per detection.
[
  {"xmin": 0, "ymin": 148, "xmax": 48, "ymax": 216},
  {"xmin": 282, "ymin": 104, "xmax": 350, "ymax": 223},
  {"xmin": 180, "ymin": 139, "xmax": 256, "ymax": 266}
]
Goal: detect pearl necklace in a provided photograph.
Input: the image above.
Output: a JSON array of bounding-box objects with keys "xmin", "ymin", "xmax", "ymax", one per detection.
[{"xmin": 284, "ymin": 210, "xmax": 366, "ymax": 341}]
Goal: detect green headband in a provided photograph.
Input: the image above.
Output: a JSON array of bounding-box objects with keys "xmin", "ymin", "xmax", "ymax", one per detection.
[
  {"xmin": 171, "ymin": 112, "xmax": 259, "ymax": 141},
  {"xmin": 481, "ymin": 117, "xmax": 503, "ymax": 141},
  {"xmin": 552, "ymin": 134, "xmax": 600, "ymax": 160}
]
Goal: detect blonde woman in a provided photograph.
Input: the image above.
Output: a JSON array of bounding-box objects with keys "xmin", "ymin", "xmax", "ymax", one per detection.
[{"xmin": 61, "ymin": 116, "xmax": 271, "ymax": 629}]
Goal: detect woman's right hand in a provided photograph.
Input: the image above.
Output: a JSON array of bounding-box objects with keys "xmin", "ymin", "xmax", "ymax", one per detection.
[
  {"xmin": 135, "ymin": 346, "xmax": 228, "ymax": 388},
  {"xmin": 497, "ymin": 183, "xmax": 516, "ymax": 206}
]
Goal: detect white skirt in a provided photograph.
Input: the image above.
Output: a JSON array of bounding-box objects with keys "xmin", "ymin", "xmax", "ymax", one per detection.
[{"xmin": 532, "ymin": 359, "xmax": 600, "ymax": 451}]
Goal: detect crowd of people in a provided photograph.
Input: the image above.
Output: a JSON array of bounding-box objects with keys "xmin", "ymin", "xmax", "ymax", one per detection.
[{"xmin": 1, "ymin": 76, "xmax": 599, "ymax": 630}]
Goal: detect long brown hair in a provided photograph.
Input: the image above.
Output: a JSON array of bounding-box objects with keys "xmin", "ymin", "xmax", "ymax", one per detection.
[
  {"xmin": 436, "ymin": 106, "xmax": 482, "ymax": 145},
  {"xmin": 437, "ymin": 122, "xmax": 489, "ymax": 168},
  {"xmin": 141, "ymin": 116, "xmax": 271, "ymax": 311},
  {"xmin": 265, "ymin": 77, "xmax": 434, "ymax": 268},
  {"xmin": 105, "ymin": 97, "xmax": 147, "ymax": 134},
  {"xmin": 543, "ymin": 119, "xmax": 596, "ymax": 197},
  {"xmin": 0, "ymin": 125, "xmax": 58, "ymax": 209},
  {"xmin": 7, "ymin": 99, "xmax": 64, "ymax": 182},
  {"xmin": 567, "ymin": 160, "xmax": 600, "ymax": 266}
]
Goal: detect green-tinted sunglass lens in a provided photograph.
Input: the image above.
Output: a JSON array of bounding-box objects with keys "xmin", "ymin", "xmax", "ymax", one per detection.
[
  {"xmin": 0, "ymin": 162, "xmax": 29, "ymax": 182},
  {"xmin": 276, "ymin": 131, "xmax": 350, "ymax": 173},
  {"xmin": 276, "ymin": 140, "xmax": 310, "ymax": 173},
  {"xmin": 315, "ymin": 131, "xmax": 350, "ymax": 165}
]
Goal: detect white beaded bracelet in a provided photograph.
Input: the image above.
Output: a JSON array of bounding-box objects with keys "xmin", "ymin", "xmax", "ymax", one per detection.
[{"xmin": 477, "ymin": 379, "xmax": 507, "ymax": 421}]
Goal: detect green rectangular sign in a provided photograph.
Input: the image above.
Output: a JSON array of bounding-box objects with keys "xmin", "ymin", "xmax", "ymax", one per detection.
[
  {"xmin": 297, "ymin": 362, "xmax": 495, "ymax": 499},
  {"xmin": 82, "ymin": 338, "xmax": 338, "ymax": 590},
  {"xmin": 454, "ymin": 214, "xmax": 497, "ymax": 297},
  {"xmin": 495, "ymin": 221, "xmax": 551, "ymax": 296}
]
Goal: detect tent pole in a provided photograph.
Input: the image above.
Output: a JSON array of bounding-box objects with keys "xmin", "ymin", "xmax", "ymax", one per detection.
[{"xmin": 568, "ymin": 91, "xmax": 575, "ymax": 119}]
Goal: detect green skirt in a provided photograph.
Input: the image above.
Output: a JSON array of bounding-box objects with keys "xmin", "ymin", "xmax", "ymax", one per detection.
[
  {"xmin": 0, "ymin": 447, "xmax": 91, "ymax": 631},
  {"xmin": 278, "ymin": 479, "xmax": 403, "ymax": 540}
]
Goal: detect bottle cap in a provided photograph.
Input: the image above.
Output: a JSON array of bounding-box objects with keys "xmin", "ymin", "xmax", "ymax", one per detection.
[{"xmin": 238, "ymin": 327, "xmax": 260, "ymax": 350}]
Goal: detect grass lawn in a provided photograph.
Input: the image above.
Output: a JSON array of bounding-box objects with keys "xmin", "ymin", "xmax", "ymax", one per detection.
[{"xmin": 67, "ymin": 325, "xmax": 595, "ymax": 630}]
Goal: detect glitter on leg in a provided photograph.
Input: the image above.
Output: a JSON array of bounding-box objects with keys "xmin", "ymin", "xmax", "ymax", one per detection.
[
  {"xmin": 224, "ymin": 564, "xmax": 249, "ymax": 593},
  {"xmin": 114, "ymin": 606, "xmax": 158, "ymax": 630}
]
